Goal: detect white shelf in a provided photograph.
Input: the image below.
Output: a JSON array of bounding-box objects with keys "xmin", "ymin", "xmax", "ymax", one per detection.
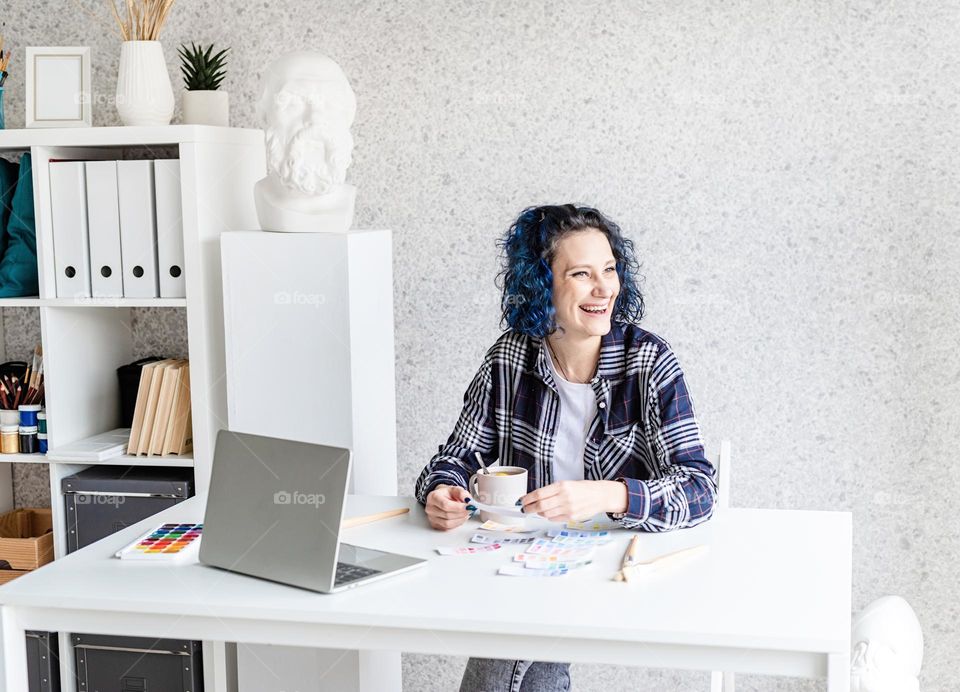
[
  {"xmin": 0, "ymin": 453, "xmax": 48, "ymax": 464},
  {"xmin": 0, "ymin": 297, "xmax": 186, "ymax": 308},
  {"xmin": 46, "ymin": 453, "xmax": 194, "ymax": 467},
  {"xmin": 0, "ymin": 125, "xmax": 263, "ymax": 151}
]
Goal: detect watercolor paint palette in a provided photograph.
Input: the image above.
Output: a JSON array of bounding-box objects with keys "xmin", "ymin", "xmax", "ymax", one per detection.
[{"xmin": 115, "ymin": 523, "xmax": 203, "ymax": 562}]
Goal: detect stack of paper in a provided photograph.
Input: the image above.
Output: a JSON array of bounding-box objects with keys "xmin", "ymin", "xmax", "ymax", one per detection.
[
  {"xmin": 127, "ymin": 359, "xmax": 192, "ymax": 456},
  {"xmin": 45, "ymin": 428, "xmax": 130, "ymax": 461}
]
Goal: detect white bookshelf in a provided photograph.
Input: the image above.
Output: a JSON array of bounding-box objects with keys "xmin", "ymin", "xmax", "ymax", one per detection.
[{"xmin": 0, "ymin": 125, "xmax": 266, "ymax": 692}]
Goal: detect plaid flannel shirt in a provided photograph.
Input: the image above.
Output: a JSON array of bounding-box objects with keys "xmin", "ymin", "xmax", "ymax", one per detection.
[{"xmin": 414, "ymin": 321, "xmax": 717, "ymax": 532}]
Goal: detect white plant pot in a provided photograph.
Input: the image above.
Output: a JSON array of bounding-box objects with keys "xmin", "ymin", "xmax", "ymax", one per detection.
[
  {"xmin": 116, "ymin": 41, "xmax": 175, "ymax": 126},
  {"xmin": 182, "ymin": 90, "xmax": 229, "ymax": 127}
]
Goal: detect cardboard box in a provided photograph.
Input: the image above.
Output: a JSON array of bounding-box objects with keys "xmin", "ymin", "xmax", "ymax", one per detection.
[
  {"xmin": 0, "ymin": 569, "xmax": 32, "ymax": 585},
  {"xmin": 0, "ymin": 508, "xmax": 54, "ymax": 570}
]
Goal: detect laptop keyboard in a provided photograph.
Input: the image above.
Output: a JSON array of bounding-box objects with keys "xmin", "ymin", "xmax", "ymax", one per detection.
[{"xmin": 335, "ymin": 561, "xmax": 382, "ymax": 586}]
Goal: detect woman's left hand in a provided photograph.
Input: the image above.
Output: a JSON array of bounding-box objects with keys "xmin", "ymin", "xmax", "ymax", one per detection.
[{"xmin": 518, "ymin": 480, "xmax": 626, "ymax": 523}]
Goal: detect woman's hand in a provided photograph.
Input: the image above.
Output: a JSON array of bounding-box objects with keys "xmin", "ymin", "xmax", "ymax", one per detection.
[
  {"xmin": 425, "ymin": 484, "xmax": 473, "ymax": 531},
  {"xmin": 519, "ymin": 480, "xmax": 627, "ymax": 523}
]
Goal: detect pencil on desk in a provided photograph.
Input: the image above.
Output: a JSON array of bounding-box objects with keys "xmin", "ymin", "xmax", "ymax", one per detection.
[
  {"xmin": 342, "ymin": 507, "xmax": 409, "ymax": 529},
  {"xmin": 614, "ymin": 544, "xmax": 708, "ymax": 582}
]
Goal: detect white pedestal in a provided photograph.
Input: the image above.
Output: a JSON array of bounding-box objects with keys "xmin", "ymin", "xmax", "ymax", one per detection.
[
  {"xmin": 221, "ymin": 229, "xmax": 398, "ymax": 496},
  {"xmin": 221, "ymin": 229, "xmax": 400, "ymax": 692}
]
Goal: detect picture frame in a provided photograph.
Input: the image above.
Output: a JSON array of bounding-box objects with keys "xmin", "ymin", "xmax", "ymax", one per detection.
[{"xmin": 25, "ymin": 46, "xmax": 92, "ymax": 128}]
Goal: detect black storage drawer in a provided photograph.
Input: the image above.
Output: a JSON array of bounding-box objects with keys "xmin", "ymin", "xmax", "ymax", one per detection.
[
  {"xmin": 61, "ymin": 466, "xmax": 193, "ymax": 554},
  {"xmin": 73, "ymin": 634, "xmax": 202, "ymax": 692},
  {"xmin": 26, "ymin": 630, "xmax": 60, "ymax": 692}
]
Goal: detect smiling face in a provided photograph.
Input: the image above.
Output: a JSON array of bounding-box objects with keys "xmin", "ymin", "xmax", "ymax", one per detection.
[{"xmin": 549, "ymin": 228, "xmax": 620, "ymax": 339}]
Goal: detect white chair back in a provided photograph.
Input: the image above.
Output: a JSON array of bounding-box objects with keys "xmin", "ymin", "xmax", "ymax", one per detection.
[
  {"xmin": 716, "ymin": 439, "xmax": 731, "ymax": 511},
  {"xmin": 710, "ymin": 440, "xmax": 735, "ymax": 692}
]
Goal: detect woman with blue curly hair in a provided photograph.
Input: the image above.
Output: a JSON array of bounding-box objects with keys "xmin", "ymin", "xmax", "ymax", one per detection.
[{"xmin": 414, "ymin": 204, "xmax": 717, "ymax": 692}]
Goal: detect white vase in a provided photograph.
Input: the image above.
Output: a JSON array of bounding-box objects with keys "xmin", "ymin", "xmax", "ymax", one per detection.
[
  {"xmin": 116, "ymin": 41, "xmax": 175, "ymax": 126},
  {"xmin": 182, "ymin": 90, "xmax": 229, "ymax": 126}
]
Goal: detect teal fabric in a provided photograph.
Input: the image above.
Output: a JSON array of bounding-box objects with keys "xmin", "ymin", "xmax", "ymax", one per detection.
[
  {"xmin": 0, "ymin": 153, "xmax": 38, "ymax": 297},
  {"xmin": 0, "ymin": 158, "xmax": 17, "ymax": 262}
]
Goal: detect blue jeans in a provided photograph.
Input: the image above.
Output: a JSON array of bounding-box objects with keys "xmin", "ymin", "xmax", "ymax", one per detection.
[{"xmin": 459, "ymin": 657, "xmax": 571, "ymax": 692}]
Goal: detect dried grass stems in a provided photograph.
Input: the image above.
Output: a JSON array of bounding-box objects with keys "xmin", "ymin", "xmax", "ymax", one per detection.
[
  {"xmin": 110, "ymin": 0, "xmax": 177, "ymax": 41},
  {"xmin": 71, "ymin": 0, "xmax": 177, "ymax": 41}
]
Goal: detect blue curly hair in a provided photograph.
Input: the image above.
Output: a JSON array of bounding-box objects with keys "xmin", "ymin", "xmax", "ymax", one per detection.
[{"xmin": 496, "ymin": 204, "xmax": 645, "ymax": 338}]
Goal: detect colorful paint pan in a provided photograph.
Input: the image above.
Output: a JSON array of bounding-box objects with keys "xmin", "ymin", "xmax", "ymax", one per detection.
[{"xmin": 115, "ymin": 523, "xmax": 203, "ymax": 562}]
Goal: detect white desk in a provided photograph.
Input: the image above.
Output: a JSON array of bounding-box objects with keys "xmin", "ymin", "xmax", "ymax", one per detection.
[{"xmin": 0, "ymin": 495, "xmax": 852, "ymax": 692}]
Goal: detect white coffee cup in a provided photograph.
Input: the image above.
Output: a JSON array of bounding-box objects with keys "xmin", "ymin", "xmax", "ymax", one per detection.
[{"xmin": 468, "ymin": 466, "xmax": 528, "ymax": 525}]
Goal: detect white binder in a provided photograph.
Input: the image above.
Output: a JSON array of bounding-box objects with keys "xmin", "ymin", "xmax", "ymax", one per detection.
[
  {"xmin": 85, "ymin": 161, "xmax": 124, "ymax": 298},
  {"xmin": 117, "ymin": 160, "xmax": 159, "ymax": 298},
  {"xmin": 154, "ymin": 159, "xmax": 186, "ymax": 298},
  {"xmin": 49, "ymin": 161, "xmax": 92, "ymax": 298}
]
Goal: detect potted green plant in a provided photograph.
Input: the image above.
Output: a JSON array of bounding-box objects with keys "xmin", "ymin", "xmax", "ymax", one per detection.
[{"xmin": 178, "ymin": 42, "xmax": 229, "ymax": 126}]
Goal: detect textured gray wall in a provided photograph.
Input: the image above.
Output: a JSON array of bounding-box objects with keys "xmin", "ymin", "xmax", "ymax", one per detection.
[{"xmin": 4, "ymin": 1, "xmax": 958, "ymax": 690}]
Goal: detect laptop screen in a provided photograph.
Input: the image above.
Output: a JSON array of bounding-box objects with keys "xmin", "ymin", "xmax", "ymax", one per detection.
[{"xmin": 199, "ymin": 430, "xmax": 352, "ymax": 592}]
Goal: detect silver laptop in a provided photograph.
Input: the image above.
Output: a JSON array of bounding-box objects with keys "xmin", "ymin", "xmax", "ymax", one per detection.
[{"xmin": 199, "ymin": 430, "xmax": 426, "ymax": 593}]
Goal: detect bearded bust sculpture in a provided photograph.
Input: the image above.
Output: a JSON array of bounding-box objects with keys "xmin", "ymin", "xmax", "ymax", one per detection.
[
  {"xmin": 254, "ymin": 52, "xmax": 357, "ymax": 233},
  {"xmin": 850, "ymin": 595, "xmax": 923, "ymax": 692}
]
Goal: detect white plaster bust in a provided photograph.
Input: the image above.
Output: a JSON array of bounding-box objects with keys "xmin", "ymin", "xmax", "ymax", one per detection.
[
  {"xmin": 850, "ymin": 595, "xmax": 923, "ymax": 692},
  {"xmin": 254, "ymin": 51, "xmax": 357, "ymax": 233}
]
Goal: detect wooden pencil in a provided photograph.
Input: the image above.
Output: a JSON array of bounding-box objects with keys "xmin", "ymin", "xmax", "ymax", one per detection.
[{"xmin": 342, "ymin": 508, "xmax": 410, "ymax": 529}]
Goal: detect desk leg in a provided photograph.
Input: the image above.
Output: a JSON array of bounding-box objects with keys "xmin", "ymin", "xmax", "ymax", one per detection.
[
  {"xmin": 204, "ymin": 641, "xmax": 238, "ymax": 692},
  {"xmin": 0, "ymin": 606, "xmax": 28, "ymax": 692},
  {"xmin": 710, "ymin": 671, "xmax": 735, "ymax": 691},
  {"xmin": 827, "ymin": 653, "xmax": 850, "ymax": 692}
]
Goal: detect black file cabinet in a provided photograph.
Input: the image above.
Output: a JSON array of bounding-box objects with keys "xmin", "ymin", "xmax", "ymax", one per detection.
[
  {"xmin": 61, "ymin": 465, "xmax": 202, "ymax": 692},
  {"xmin": 73, "ymin": 634, "xmax": 203, "ymax": 692},
  {"xmin": 26, "ymin": 630, "xmax": 60, "ymax": 692},
  {"xmin": 62, "ymin": 465, "xmax": 193, "ymax": 553}
]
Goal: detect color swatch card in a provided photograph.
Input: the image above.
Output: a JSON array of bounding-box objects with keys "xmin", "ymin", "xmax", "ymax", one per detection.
[
  {"xmin": 525, "ymin": 539, "xmax": 594, "ymax": 558},
  {"xmin": 478, "ymin": 520, "xmax": 538, "ymax": 533},
  {"xmin": 498, "ymin": 564, "xmax": 572, "ymax": 577},
  {"xmin": 514, "ymin": 550, "xmax": 593, "ymax": 564},
  {"xmin": 471, "ymin": 533, "xmax": 536, "ymax": 545},
  {"xmin": 436, "ymin": 543, "xmax": 502, "ymax": 556},
  {"xmin": 565, "ymin": 516, "xmax": 621, "ymax": 531},
  {"xmin": 522, "ymin": 558, "xmax": 592, "ymax": 571},
  {"xmin": 543, "ymin": 530, "xmax": 614, "ymax": 546},
  {"xmin": 115, "ymin": 523, "xmax": 203, "ymax": 562},
  {"xmin": 468, "ymin": 500, "xmax": 525, "ymax": 518}
]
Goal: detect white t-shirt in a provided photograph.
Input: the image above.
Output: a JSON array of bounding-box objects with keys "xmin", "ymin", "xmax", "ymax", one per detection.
[{"xmin": 543, "ymin": 344, "xmax": 598, "ymax": 482}]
